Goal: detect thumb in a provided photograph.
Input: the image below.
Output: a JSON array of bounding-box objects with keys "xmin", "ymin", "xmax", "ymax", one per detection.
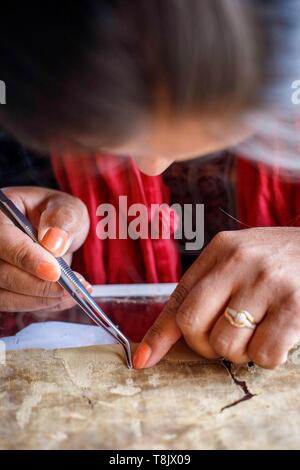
[{"xmin": 38, "ymin": 193, "xmax": 90, "ymax": 257}]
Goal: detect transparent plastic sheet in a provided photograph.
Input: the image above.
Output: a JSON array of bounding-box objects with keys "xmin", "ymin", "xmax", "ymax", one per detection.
[{"xmin": 0, "ymin": 284, "xmax": 175, "ymax": 349}]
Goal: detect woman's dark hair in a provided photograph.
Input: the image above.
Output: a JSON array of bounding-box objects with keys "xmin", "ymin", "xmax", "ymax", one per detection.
[{"xmin": 0, "ymin": 1, "xmax": 280, "ymax": 152}]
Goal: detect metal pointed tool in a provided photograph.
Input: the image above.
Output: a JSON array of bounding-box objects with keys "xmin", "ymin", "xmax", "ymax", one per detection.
[{"xmin": 0, "ymin": 189, "xmax": 132, "ymax": 368}]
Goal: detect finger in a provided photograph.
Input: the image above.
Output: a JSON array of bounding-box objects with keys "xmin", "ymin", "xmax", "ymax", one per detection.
[
  {"xmin": 248, "ymin": 298, "xmax": 300, "ymax": 369},
  {"xmin": 0, "ymin": 289, "xmax": 63, "ymax": 312},
  {"xmin": 0, "ymin": 274, "xmax": 92, "ymax": 313},
  {"xmin": 133, "ymin": 246, "xmax": 217, "ymax": 369},
  {"xmin": 0, "ymin": 260, "xmax": 64, "ymax": 297},
  {"xmin": 132, "ymin": 286, "xmax": 183, "ymax": 369},
  {"xmin": 209, "ymin": 288, "xmax": 269, "ymax": 363},
  {"xmin": 175, "ymin": 267, "xmax": 235, "ymax": 359},
  {"xmin": 0, "ymin": 262, "xmax": 92, "ymax": 298},
  {"xmin": 38, "ymin": 193, "xmax": 89, "ymax": 257},
  {"xmin": 0, "ymin": 223, "xmax": 61, "ymax": 282},
  {"xmin": 38, "ymin": 294, "xmax": 81, "ymax": 313},
  {"xmin": 37, "ymin": 300, "xmax": 77, "ymax": 313},
  {"xmin": 39, "ymin": 274, "xmax": 94, "ymax": 313}
]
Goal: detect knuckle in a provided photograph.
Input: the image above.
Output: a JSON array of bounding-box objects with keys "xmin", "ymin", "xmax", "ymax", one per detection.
[
  {"xmin": 280, "ymin": 292, "xmax": 300, "ymax": 314},
  {"xmin": 209, "ymin": 333, "xmax": 232, "ymax": 358},
  {"xmin": 176, "ymin": 304, "xmax": 196, "ymax": 331},
  {"xmin": 12, "ymin": 239, "xmax": 32, "ymax": 268},
  {"xmin": 212, "ymin": 230, "xmax": 234, "ymax": 249},
  {"xmin": 248, "ymin": 348, "xmax": 283, "ymax": 369},
  {"xmin": 146, "ymin": 321, "xmax": 166, "ymax": 343},
  {"xmin": 253, "ymin": 260, "xmax": 281, "ymax": 287},
  {"xmin": 39, "ymin": 295, "xmax": 58, "ymax": 308},
  {"xmin": 169, "ymin": 283, "xmax": 189, "ymax": 308},
  {"xmin": 61, "ymin": 206, "xmax": 77, "ymax": 225},
  {"xmin": 230, "ymin": 243, "xmax": 253, "ymax": 265},
  {"xmin": 0, "ymin": 188, "xmax": 23, "ymax": 211},
  {"xmin": 209, "ymin": 333, "xmax": 248, "ymax": 363},
  {"xmin": 52, "ymin": 195, "xmax": 88, "ymax": 224},
  {"xmin": 49, "ymin": 205, "xmax": 77, "ymax": 227},
  {"xmin": 39, "ymin": 280, "xmax": 56, "ymax": 298},
  {"xmin": 1, "ymin": 187, "xmax": 17, "ymax": 200}
]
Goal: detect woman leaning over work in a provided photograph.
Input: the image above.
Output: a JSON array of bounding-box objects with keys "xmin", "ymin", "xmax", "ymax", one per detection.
[{"xmin": 0, "ymin": 1, "xmax": 300, "ymax": 369}]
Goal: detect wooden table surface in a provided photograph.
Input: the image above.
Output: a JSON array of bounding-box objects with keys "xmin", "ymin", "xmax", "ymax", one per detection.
[{"xmin": 0, "ymin": 341, "xmax": 300, "ymax": 449}]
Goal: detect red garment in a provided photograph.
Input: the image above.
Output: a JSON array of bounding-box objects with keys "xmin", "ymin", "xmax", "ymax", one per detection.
[
  {"xmin": 52, "ymin": 153, "xmax": 180, "ymax": 284},
  {"xmin": 52, "ymin": 151, "xmax": 300, "ymax": 286},
  {"xmin": 236, "ymin": 158, "xmax": 300, "ymax": 228}
]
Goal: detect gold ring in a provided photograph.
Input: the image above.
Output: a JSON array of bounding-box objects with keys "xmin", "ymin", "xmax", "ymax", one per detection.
[{"xmin": 224, "ymin": 307, "xmax": 257, "ymax": 330}]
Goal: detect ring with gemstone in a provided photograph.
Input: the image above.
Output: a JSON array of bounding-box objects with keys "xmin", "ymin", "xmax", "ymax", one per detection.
[{"xmin": 224, "ymin": 307, "xmax": 257, "ymax": 330}]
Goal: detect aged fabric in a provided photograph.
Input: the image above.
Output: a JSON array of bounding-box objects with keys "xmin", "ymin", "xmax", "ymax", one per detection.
[{"xmin": 1, "ymin": 341, "xmax": 300, "ymax": 449}]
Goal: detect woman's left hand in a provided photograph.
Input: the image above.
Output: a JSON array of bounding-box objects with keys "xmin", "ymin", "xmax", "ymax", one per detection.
[{"xmin": 133, "ymin": 227, "xmax": 300, "ymax": 369}]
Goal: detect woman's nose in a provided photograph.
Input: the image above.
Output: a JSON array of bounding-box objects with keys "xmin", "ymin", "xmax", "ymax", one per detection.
[{"xmin": 134, "ymin": 155, "xmax": 173, "ymax": 176}]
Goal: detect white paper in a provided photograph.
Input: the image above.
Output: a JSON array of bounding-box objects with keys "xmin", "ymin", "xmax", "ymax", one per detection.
[{"xmin": 2, "ymin": 321, "xmax": 116, "ymax": 350}]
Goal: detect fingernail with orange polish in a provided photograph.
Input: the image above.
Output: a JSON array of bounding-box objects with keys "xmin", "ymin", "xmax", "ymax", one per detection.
[
  {"xmin": 36, "ymin": 262, "xmax": 60, "ymax": 281},
  {"xmin": 133, "ymin": 343, "xmax": 152, "ymax": 369},
  {"xmin": 41, "ymin": 228, "xmax": 69, "ymax": 257}
]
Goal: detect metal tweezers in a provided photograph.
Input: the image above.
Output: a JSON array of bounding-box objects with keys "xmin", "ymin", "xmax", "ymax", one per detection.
[{"xmin": 0, "ymin": 189, "xmax": 132, "ymax": 368}]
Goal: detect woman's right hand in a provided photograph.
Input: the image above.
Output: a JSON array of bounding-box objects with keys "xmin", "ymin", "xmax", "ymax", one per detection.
[{"xmin": 0, "ymin": 186, "xmax": 91, "ymax": 312}]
